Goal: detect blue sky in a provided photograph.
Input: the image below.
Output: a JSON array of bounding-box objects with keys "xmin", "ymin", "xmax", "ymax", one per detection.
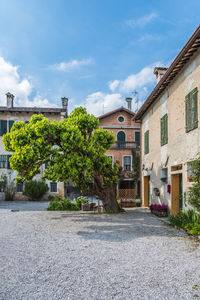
[{"xmin": 0, "ymin": 0, "xmax": 199, "ymax": 115}]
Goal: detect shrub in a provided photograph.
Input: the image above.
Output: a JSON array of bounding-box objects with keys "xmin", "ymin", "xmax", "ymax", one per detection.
[
  {"xmin": 75, "ymin": 196, "xmax": 89, "ymax": 209},
  {"xmin": 47, "ymin": 197, "xmax": 80, "ymax": 211},
  {"xmin": 187, "ymin": 159, "xmax": 200, "ymax": 212},
  {"xmin": 23, "ymin": 180, "xmax": 49, "ymax": 201},
  {"xmin": 169, "ymin": 209, "xmax": 200, "ymax": 236},
  {"xmin": 5, "ymin": 181, "xmax": 16, "ymax": 201}
]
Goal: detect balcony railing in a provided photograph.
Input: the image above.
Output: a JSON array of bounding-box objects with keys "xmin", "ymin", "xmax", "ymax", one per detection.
[{"xmin": 110, "ymin": 141, "xmax": 140, "ymax": 150}]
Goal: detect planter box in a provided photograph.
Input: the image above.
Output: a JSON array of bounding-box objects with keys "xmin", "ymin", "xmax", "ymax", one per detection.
[
  {"xmin": 151, "ymin": 209, "xmax": 168, "ymax": 217},
  {"xmin": 121, "ymin": 201, "xmax": 136, "ymax": 208}
]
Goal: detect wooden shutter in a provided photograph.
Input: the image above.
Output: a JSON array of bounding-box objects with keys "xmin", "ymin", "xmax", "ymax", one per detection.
[
  {"xmin": 9, "ymin": 120, "xmax": 14, "ymax": 132},
  {"xmin": 0, "ymin": 120, "xmax": 7, "ymax": 136},
  {"xmin": 161, "ymin": 114, "xmax": 168, "ymax": 146},
  {"xmin": 145, "ymin": 131, "xmax": 149, "ymax": 154},
  {"xmin": 191, "ymin": 88, "xmax": 198, "ymax": 130},
  {"xmin": 186, "ymin": 87, "xmax": 198, "ymax": 132}
]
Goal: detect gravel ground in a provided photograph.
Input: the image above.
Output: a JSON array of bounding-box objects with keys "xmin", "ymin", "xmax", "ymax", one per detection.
[{"xmin": 0, "ymin": 208, "xmax": 200, "ymax": 300}]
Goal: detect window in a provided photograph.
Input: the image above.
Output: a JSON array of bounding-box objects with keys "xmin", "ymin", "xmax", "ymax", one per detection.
[
  {"xmin": 0, "ymin": 155, "xmax": 11, "ymax": 169},
  {"xmin": 161, "ymin": 114, "xmax": 168, "ymax": 146},
  {"xmin": 0, "ymin": 120, "xmax": 7, "ymax": 136},
  {"xmin": 117, "ymin": 131, "xmax": 126, "ymax": 148},
  {"xmin": 144, "ymin": 130, "xmax": 149, "ymax": 154},
  {"xmin": 50, "ymin": 182, "xmax": 57, "ymax": 193},
  {"xmin": 9, "ymin": 120, "xmax": 14, "ymax": 132},
  {"xmin": 186, "ymin": 87, "xmax": 198, "ymax": 133},
  {"xmin": 135, "ymin": 131, "xmax": 140, "ymax": 148},
  {"xmin": 16, "ymin": 183, "xmax": 23, "ymax": 192},
  {"xmin": 123, "ymin": 156, "xmax": 132, "ymax": 171},
  {"xmin": 118, "ymin": 116, "xmax": 124, "ymax": 123}
]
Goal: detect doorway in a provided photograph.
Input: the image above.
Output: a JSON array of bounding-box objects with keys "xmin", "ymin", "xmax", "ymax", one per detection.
[
  {"xmin": 144, "ymin": 176, "xmax": 150, "ymax": 207},
  {"xmin": 171, "ymin": 173, "xmax": 183, "ymax": 215}
]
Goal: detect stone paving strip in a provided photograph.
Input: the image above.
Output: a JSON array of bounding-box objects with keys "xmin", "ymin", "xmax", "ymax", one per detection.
[{"xmin": 0, "ymin": 207, "xmax": 200, "ymax": 300}]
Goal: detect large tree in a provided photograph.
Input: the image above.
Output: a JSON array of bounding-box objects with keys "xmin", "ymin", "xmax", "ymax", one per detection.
[{"xmin": 3, "ymin": 107, "xmax": 122, "ymax": 212}]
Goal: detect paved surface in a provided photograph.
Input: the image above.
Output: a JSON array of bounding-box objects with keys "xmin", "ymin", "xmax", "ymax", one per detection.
[
  {"xmin": 0, "ymin": 200, "xmax": 49, "ymax": 211},
  {"xmin": 0, "ymin": 208, "xmax": 200, "ymax": 300}
]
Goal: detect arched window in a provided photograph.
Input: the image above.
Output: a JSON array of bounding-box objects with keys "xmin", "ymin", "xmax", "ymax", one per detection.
[{"xmin": 117, "ymin": 131, "xmax": 126, "ymax": 149}]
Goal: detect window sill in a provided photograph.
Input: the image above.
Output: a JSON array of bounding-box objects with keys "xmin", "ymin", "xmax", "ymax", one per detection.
[{"xmin": 186, "ymin": 123, "xmax": 198, "ymax": 133}]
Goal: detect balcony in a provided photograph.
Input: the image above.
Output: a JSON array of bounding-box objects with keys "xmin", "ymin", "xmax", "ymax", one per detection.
[{"xmin": 110, "ymin": 141, "xmax": 140, "ymax": 150}]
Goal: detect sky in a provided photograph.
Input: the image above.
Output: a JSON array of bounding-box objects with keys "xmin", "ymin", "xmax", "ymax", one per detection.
[{"xmin": 0, "ymin": 0, "xmax": 199, "ymax": 116}]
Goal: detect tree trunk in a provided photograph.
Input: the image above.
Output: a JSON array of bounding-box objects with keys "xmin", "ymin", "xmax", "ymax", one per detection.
[
  {"xmin": 102, "ymin": 185, "xmax": 123, "ymax": 213},
  {"xmin": 94, "ymin": 182, "xmax": 123, "ymax": 213}
]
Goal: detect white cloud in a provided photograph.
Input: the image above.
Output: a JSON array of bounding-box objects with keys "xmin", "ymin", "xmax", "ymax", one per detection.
[
  {"xmin": 126, "ymin": 12, "xmax": 158, "ymax": 29},
  {"xmin": 84, "ymin": 92, "xmax": 123, "ymax": 116},
  {"xmin": 50, "ymin": 58, "xmax": 93, "ymax": 72},
  {"xmin": 0, "ymin": 56, "xmax": 56, "ymax": 108},
  {"xmin": 109, "ymin": 80, "xmax": 120, "ymax": 92},
  {"xmin": 109, "ymin": 64, "xmax": 159, "ymax": 94}
]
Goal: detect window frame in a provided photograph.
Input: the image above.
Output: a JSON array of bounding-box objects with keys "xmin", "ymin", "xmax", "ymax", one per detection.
[
  {"xmin": 118, "ymin": 115, "xmax": 125, "ymax": 123},
  {"xmin": 135, "ymin": 131, "xmax": 140, "ymax": 148},
  {"xmin": 160, "ymin": 114, "xmax": 168, "ymax": 146},
  {"xmin": 122, "ymin": 155, "xmax": 132, "ymax": 171},
  {"xmin": 185, "ymin": 87, "xmax": 198, "ymax": 133},
  {"xmin": 50, "ymin": 182, "xmax": 57, "ymax": 193},
  {"xmin": 144, "ymin": 130, "xmax": 149, "ymax": 155},
  {"xmin": 16, "ymin": 182, "xmax": 23, "ymax": 193}
]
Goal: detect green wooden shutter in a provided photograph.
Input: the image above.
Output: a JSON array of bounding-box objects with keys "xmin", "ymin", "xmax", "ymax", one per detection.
[
  {"xmin": 161, "ymin": 114, "xmax": 168, "ymax": 146},
  {"xmin": 166, "ymin": 114, "xmax": 168, "ymax": 143},
  {"xmin": 0, "ymin": 120, "xmax": 7, "ymax": 136},
  {"xmin": 191, "ymin": 88, "xmax": 198, "ymax": 130},
  {"xmin": 144, "ymin": 130, "xmax": 149, "ymax": 154},
  {"xmin": 9, "ymin": 120, "xmax": 14, "ymax": 132}
]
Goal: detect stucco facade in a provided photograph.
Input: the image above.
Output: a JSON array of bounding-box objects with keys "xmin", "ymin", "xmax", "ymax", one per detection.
[{"xmin": 136, "ymin": 27, "xmax": 200, "ymax": 215}]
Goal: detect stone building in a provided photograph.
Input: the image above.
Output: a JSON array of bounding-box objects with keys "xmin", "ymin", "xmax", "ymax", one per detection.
[
  {"xmin": 0, "ymin": 92, "xmax": 68, "ymax": 200},
  {"xmin": 98, "ymin": 98, "xmax": 141, "ymax": 200},
  {"xmin": 135, "ymin": 25, "xmax": 200, "ymax": 215}
]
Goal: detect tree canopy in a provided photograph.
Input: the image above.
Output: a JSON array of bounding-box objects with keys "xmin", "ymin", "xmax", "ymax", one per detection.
[{"xmin": 3, "ymin": 107, "xmax": 122, "ymax": 212}]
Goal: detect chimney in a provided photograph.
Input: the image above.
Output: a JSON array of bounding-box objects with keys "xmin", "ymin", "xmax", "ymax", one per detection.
[
  {"xmin": 154, "ymin": 67, "xmax": 168, "ymax": 83},
  {"xmin": 61, "ymin": 97, "xmax": 68, "ymax": 117},
  {"xmin": 125, "ymin": 97, "xmax": 132, "ymax": 111},
  {"xmin": 6, "ymin": 92, "xmax": 14, "ymax": 108}
]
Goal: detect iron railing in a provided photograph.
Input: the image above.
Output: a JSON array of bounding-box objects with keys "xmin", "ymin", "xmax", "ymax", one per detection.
[{"xmin": 110, "ymin": 141, "xmax": 140, "ymax": 150}]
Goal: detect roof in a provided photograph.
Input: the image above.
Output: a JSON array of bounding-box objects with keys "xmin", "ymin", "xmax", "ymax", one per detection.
[
  {"xmin": 97, "ymin": 106, "xmax": 135, "ymax": 120},
  {"xmin": 0, "ymin": 106, "xmax": 65, "ymax": 113},
  {"xmin": 135, "ymin": 25, "xmax": 200, "ymax": 121}
]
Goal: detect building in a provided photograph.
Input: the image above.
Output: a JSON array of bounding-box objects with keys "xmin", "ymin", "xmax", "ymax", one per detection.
[
  {"xmin": 0, "ymin": 92, "xmax": 68, "ymax": 200},
  {"xmin": 98, "ymin": 98, "xmax": 141, "ymax": 200},
  {"xmin": 135, "ymin": 25, "xmax": 200, "ymax": 215}
]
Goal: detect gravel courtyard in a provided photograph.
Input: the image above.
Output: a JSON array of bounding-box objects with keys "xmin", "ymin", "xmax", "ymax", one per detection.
[{"xmin": 0, "ymin": 208, "xmax": 200, "ymax": 300}]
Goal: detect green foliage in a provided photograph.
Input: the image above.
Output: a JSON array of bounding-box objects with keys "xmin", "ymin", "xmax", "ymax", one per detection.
[
  {"xmin": 5, "ymin": 181, "xmax": 16, "ymax": 201},
  {"xmin": 187, "ymin": 159, "xmax": 200, "ymax": 212},
  {"xmin": 3, "ymin": 107, "xmax": 121, "ymax": 212},
  {"xmin": 47, "ymin": 197, "xmax": 80, "ymax": 211},
  {"xmin": 75, "ymin": 196, "xmax": 89, "ymax": 209},
  {"xmin": 23, "ymin": 180, "xmax": 49, "ymax": 201},
  {"xmin": 0, "ymin": 174, "xmax": 7, "ymax": 191},
  {"xmin": 169, "ymin": 209, "xmax": 200, "ymax": 236},
  {"xmin": 132, "ymin": 149, "xmax": 140, "ymax": 185}
]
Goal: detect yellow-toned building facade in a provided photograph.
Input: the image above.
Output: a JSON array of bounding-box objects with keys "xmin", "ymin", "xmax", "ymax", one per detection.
[{"xmin": 135, "ymin": 26, "xmax": 200, "ymax": 215}]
